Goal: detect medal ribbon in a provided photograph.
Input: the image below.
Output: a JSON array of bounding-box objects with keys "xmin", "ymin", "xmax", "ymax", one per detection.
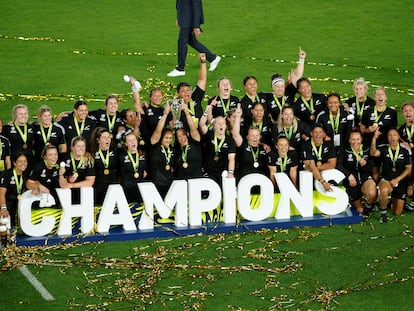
[
  {"xmin": 374, "ymin": 106, "xmax": 385, "ymax": 123},
  {"xmin": 246, "ymin": 94, "xmax": 259, "ymax": 104},
  {"xmin": 311, "ymin": 139, "xmax": 323, "ymax": 161},
  {"xmin": 406, "ymin": 125, "xmax": 413, "ymax": 143},
  {"xmin": 355, "ymin": 98, "xmax": 366, "ymax": 119},
  {"xmin": 70, "ymin": 152, "xmax": 84, "ymax": 172},
  {"xmin": 301, "ymin": 96, "xmax": 315, "ymax": 114},
  {"xmin": 161, "ymin": 146, "xmax": 171, "ymax": 165},
  {"xmin": 13, "ymin": 168, "xmax": 23, "ymax": 195},
  {"xmin": 278, "ymin": 156, "xmax": 288, "ymax": 172},
  {"xmin": 181, "ymin": 145, "xmax": 189, "ymax": 162},
  {"xmin": 388, "ymin": 144, "xmax": 400, "ymax": 168},
  {"xmin": 351, "ymin": 146, "xmax": 363, "ymax": 168},
  {"xmin": 283, "ymin": 126, "xmax": 293, "ymax": 140},
  {"xmin": 214, "ymin": 134, "xmax": 225, "ymax": 154},
  {"xmin": 98, "ymin": 148, "xmax": 110, "ymax": 169},
  {"xmin": 73, "ymin": 114, "xmax": 85, "ymax": 136},
  {"xmin": 40, "ymin": 124, "xmax": 53, "ymax": 144},
  {"xmin": 252, "ymin": 121, "xmax": 263, "ymax": 133},
  {"xmin": 249, "ymin": 145, "xmax": 259, "ymax": 163},
  {"xmin": 273, "ymin": 95, "xmax": 285, "ymax": 111},
  {"xmin": 106, "ymin": 112, "xmax": 116, "ymax": 132},
  {"xmin": 220, "ymin": 97, "xmax": 230, "ymax": 115},
  {"xmin": 329, "ymin": 112, "xmax": 340, "ymax": 134},
  {"xmin": 127, "ymin": 150, "xmax": 139, "ymax": 172},
  {"xmin": 188, "ymin": 100, "xmax": 195, "ymax": 116},
  {"xmin": 14, "ymin": 123, "xmax": 27, "ymax": 144}
]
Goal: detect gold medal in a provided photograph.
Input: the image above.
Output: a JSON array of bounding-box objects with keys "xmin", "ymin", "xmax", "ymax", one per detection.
[
  {"xmin": 165, "ymin": 164, "xmax": 170, "ymax": 171},
  {"xmin": 22, "ymin": 144, "xmax": 27, "ymax": 149},
  {"xmin": 139, "ymin": 140, "xmax": 145, "ymax": 146},
  {"xmin": 392, "ymin": 167, "xmax": 396, "ymax": 172},
  {"xmin": 310, "ymin": 114, "xmax": 315, "ymax": 121},
  {"xmin": 104, "ymin": 168, "xmax": 109, "ymax": 175},
  {"xmin": 134, "ymin": 172, "xmax": 139, "ymax": 178},
  {"xmin": 109, "ymin": 133, "xmax": 113, "ymax": 139},
  {"xmin": 317, "ymin": 161, "xmax": 322, "ymax": 167},
  {"xmin": 373, "ymin": 122, "xmax": 378, "ymax": 128},
  {"xmin": 73, "ymin": 172, "xmax": 79, "ymax": 179},
  {"xmin": 214, "ymin": 154, "xmax": 219, "ymax": 161},
  {"xmin": 17, "ymin": 194, "xmax": 22, "ymax": 200},
  {"xmin": 182, "ymin": 162, "xmax": 188, "ymax": 168},
  {"xmin": 410, "ymin": 143, "xmax": 414, "ymax": 149}
]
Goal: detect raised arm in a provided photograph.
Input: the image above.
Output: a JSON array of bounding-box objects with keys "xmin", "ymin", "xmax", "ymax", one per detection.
[
  {"xmin": 150, "ymin": 104, "xmax": 171, "ymax": 145},
  {"xmin": 182, "ymin": 103, "xmax": 200, "ymax": 142},
  {"xmin": 289, "ymin": 47, "xmax": 306, "ymax": 87},
  {"xmin": 199, "ymin": 103, "xmax": 212, "ymax": 135},
  {"xmin": 231, "ymin": 104, "xmax": 243, "ymax": 147},
  {"xmin": 197, "ymin": 53, "xmax": 207, "ymax": 91}
]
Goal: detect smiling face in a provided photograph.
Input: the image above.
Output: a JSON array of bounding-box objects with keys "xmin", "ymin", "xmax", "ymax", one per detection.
[
  {"xmin": 327, "ymin": 95, "xmax": 341, "ymax": 115},
  {"xmin": 354, "ymin": 83, "xmax": 368, "ymax": 101},
  {"xmin": 14, "ymin": 107, "xmax": 29, "ymax": 125},
  {"xmin": 177, "ymin": 85, "xmax": 192, "ymax": 103},
  {"xmin": 311, "ymin": 126, "xmax": 326, "ymax": 145},
  {"xmin": 276, "ymin": 137, "xmax": 289, "ymax": 156},
  {"xmin": 281, "ymin": 107, "xmax": 294, "ymax": 126},
  {"xmin": 74, "ymin": 104, "xmax": 88, "ymax": 121},
  {"xmin": 161, "ymin": 130, "xmax": 173, "ymax": 148},
  {"xmin": 176, "ymin": 129, "xmax": 188, "ymax": 147},
  {"xmin": 298, "ymin": 80, "xmax": 312, "ymax": 99},
  {"xmin": 272, "ymin": 82, "xmax": 285, "ymax": 97},
  {"xmin": 71, "ymin": 139, "xmax": 86, "ymax": 158},
  {"xmin": 14, "ymin": 154, "xmax": 28, "ymax": 173},
  {"xmin": 105, "ymin": 97, "xmax": 119, "ymax": 115},
  {"xmin": 40, "ymin": 110, "xmax": 53, "ymax": 127},
  {"xmin": 150, "ymin": 89, "xmax": 164, "ymax": 107},
  {"xmin": 348, "ymin": 132, "xmax": 362, "ymax": 150},
  {"xmin": 244, "ymin": 78, "xmax": 258, "ymax": 96},
  {"xmin": 44, "ymin": 147, "xmax": 59, "ymax": 166}
]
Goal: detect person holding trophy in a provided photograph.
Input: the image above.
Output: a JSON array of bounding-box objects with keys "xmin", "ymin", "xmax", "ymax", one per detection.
[
  {"xmin": 174, "ymin": 102, "xmax": 203, "ymax": 180},
  {"xmin": 174, "ymin": 53, "xmax": 207, "ymax": 131},
  {"xmin": 148, "ymin": 103, "xmax": 175, "ymax": 198}
]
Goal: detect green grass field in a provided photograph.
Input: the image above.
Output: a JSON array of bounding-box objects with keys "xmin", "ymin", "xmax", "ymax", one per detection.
[{"xmin": 1, "ymin": 1, "xmax": 414, "ymax": 310}]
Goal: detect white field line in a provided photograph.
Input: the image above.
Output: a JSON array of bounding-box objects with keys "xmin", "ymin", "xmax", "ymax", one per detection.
[{"xmin": 18, "ymin": 265, "xmax": 55, "ymax": 301}]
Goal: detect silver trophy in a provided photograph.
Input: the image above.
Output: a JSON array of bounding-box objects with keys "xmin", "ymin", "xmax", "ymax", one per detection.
[{"xmin": 170, "ymin": 98, "xmax": 183, "ymax": 129}]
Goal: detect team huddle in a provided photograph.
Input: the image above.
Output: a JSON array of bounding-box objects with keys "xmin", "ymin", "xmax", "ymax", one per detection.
[{"xmin": 0, "ymin": 49, "xmax": 413, "ymax": 246}]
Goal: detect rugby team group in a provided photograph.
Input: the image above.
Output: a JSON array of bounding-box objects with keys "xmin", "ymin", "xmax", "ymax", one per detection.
[{"xmin": 0, "ymin": 48, "xmax": 413, "ymax": 247}]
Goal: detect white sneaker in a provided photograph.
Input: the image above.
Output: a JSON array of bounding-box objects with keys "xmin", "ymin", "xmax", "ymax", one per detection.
[
  {"xmin": 167, "ymin": 69, "xmax": 186, "ymax": 77},
  {"xmin": 209, "ymin": 56, "xmax": 221, "ymax": 71}
]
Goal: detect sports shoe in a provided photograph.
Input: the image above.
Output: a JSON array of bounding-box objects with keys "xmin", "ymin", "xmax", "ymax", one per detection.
[
  {"xmin": 380, "ymin": 214, "xmax": 388, "ymax": 224},
  {"xmin": 405, "ymin": 200, "xmax": 414, "ymax": 211},
  {"xmin": 167, "ymin": 69, "xmax": 185, "ymax": 77},
  {"xmin": 209, "ymin": 56, "xmax": 221, "ymax": 71}
]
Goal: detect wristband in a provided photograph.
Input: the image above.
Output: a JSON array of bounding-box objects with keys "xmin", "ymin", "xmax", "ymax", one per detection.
[
  {"xmin": 131, "ymin": 80, "xmax": 142, "ymax": 93},
  {"xmin": 203, "ymin": 112, "xmax": 208, "ymax": 117},
  {"xmin": 1, "ymin": 205, "xmax": 7, "ymax": 210},
  {"xmin": 298, "ymin": 58, "xmax": 305, "ymax": 64},
  {"xmin": 228, "ymin": 170, "xmax": 234, "ymax": 174},
  {"xmin": 201, "ymin": 61, "xmax": 206, "ymax": 63}
]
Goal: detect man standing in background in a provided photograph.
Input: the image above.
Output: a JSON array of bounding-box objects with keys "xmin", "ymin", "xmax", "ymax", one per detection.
[{"xmin": 167, "ymin": 0, "xmax": 221, "ymax": 77}]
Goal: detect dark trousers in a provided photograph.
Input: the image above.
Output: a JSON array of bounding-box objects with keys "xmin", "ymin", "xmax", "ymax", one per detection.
[{"xmin": 177, "ymin": 28, "xmax": 216, "ymax": 71}]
